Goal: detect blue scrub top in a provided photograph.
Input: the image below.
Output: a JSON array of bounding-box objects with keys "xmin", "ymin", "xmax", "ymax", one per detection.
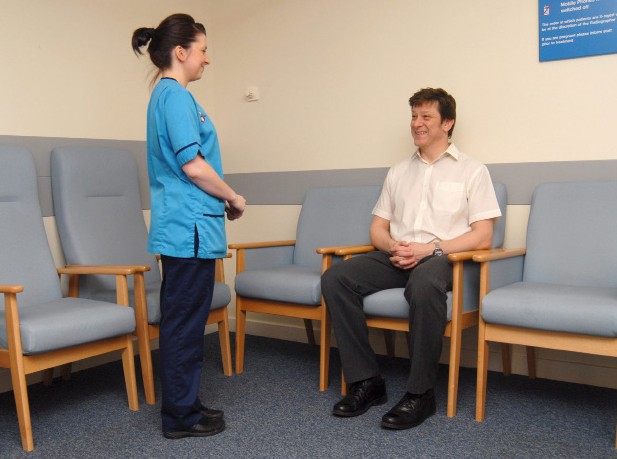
[{"xmin": 146, "ymin": 78, "xmax": 227, "ymax": 259}]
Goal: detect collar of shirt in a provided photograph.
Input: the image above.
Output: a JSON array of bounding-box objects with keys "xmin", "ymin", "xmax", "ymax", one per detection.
[{"xmin": 413, "ymin": 143, "xmax": 460, "ymax": 164}]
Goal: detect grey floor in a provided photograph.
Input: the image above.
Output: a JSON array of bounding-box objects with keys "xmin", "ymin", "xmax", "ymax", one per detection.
[{"xmin": 0, "ymin": 333, "xmax": 615, "ymax": 458}]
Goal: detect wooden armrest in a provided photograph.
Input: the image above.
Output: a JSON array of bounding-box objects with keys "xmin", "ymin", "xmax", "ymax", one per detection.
[
  {"xmin": 448, "ymin": 248, "xmax": 506, "ymax": 262},
  {"xmin": 58, "ymin": 265, "xmax": 151, "ymax": 276},
  {"xmin": 228, "ymin": 240, "xmax": 296, "ymax": 250},
  {"xmin": 333, "ymin": 245, "xmax": 377, "ymax": 256},
  {"xmin": 316, "ymin": 245, "xmax": 373, "ymax": 255},
  {"xmin": 0, "ymin": 285, "xmax": 24, "ymax": 294},
  {"xmin": 473, "ymin": 248, "xmax": 526, "ymax": 263}
]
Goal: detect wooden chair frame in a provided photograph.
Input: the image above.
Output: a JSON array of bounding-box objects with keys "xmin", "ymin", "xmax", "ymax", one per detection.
[
  {"xmin": 0, "ymin": 265, "xmax": 141, "ymax": 451},
  {"xmin": 336, "ymin": 245, "xmax": 513, "ymax": 418},
  {"xmin": 474, "ymin": 248, "xmax": 616, "ymax": 448},
  {"xmin": 230, "ymin": 240, "xmax": 355, "ymax": 391},
  {"xmin": 68, "ymin": 257, "xmax": 233, "ymax": 405}
]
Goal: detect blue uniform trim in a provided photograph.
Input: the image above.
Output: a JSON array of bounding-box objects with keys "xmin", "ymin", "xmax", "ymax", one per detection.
[{"xmin": 176, "ymin": 142, "xmax": 199, "ymax": 156}]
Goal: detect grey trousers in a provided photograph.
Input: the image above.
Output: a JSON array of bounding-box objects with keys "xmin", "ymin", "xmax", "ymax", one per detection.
[{"xmin": 321, "ymin": 251, "xmax": 452, "ymax": 394}]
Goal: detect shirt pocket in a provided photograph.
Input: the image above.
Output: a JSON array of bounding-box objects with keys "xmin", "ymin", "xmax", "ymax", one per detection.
[{"xmin": 433, "ymin": 182, "xmax": 464, "ymax": 213}]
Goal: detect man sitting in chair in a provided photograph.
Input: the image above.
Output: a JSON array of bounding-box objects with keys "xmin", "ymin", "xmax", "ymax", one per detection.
[{"xmin": 321, "ymin": 87, "xmax": 501, "ymax": 430}]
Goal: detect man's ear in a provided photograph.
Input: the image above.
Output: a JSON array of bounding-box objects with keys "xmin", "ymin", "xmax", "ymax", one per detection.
[{"xmin": 442, "ymin": 118, "xmax": 454, "ymax": 133}]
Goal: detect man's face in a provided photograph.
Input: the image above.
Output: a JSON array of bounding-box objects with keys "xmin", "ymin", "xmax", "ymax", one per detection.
[{"xmin": 410, "ymin": 101, "xmax": 452, "ymax": 150}]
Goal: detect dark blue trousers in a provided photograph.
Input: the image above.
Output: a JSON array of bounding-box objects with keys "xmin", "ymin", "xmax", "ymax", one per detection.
[{"xmin": 159, "ymin": 255, "xmax": 215, "ymax": 432}]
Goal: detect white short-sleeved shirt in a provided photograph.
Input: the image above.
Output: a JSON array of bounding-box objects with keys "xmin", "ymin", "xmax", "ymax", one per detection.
[{"xmin": 372, "ymin": 143, "xmax": 501, "ymax": 243}]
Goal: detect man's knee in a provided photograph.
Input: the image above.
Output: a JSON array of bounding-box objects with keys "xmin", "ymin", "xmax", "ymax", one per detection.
[
  {"xmin": 404, "ymin": 260, "xmax": 451, "ymax": 303},
  {"xmin": 321, "ymin": 262, "xmax": 346, "ymax": 294}
]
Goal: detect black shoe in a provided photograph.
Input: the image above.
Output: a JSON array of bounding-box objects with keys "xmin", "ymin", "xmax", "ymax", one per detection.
[
  {"xmin": 163, "ymin": 417, "xmax": 225, "ymax": 439},
  {"xmin": 200, "ymin": 405, "xmax": 224, "ymax": 420},
  {"xmin": 381, "ymin": 389, "xmax": 436, "ymax": 430},
  {"xmin": 333, "ymin": 376, "xmax": 387, "ymax": 417}
]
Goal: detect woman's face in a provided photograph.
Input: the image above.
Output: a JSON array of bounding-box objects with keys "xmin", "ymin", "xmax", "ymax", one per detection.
[{"xmin": 184, "ymin": 33, "xmax": 210, "ymax": 82}]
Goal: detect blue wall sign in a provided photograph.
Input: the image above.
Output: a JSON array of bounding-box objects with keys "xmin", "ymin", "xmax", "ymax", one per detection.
[{"xmin": 539, "ymin": 0, "xmax": 617, "ymax": 61}]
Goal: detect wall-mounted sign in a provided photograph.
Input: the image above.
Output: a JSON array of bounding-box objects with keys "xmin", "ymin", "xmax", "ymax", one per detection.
[{"xmin": 539, "ymin": 0, "xmax": 617, "ymax": 61}]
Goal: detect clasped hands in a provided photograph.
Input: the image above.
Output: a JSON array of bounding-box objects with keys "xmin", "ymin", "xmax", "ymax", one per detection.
[
  {"xmin": 225, "ymin": 194, "xmax": 246, "ymax": 221},
  {"xmin": 389, "ymin": 240, "xmax": 432, "ymax": 270}
]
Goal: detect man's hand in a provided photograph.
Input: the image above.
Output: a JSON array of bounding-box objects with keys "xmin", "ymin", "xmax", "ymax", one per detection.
[{"xmin": 389, "ymin": 241, "xmax": 433, "ymax": 270}]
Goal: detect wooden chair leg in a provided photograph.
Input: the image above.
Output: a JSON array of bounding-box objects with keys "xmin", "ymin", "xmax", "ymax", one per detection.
[
  {"xmin": 501, "ymin": 343, "xmax": 512, "ymax": 376},
  {"xmin": 341, "ymin": 369, "xmax": 347, "ymax": 395},
  {"xmin": 235, "ymin": 299, "xmax": 247, "ymax": 374},
  {"xmin": 383, "ymin": 329, "xmax": 396, "ymax": 358},
  {"xmin": 217, "ymin": 309, "xmax": 233, "ymax": 377},
  {"xmin": 304, "ymin": 319, "xmax": 316, "ymax": 346},
  {"xmin": 319, "ymin": 313, "xmax": 331, "ymax": 391},
  {"xmin": 526, "ymin": 346, "xmax": 537, "ymax": 379},
  {"xmin": 10, "ymin": 361, "xmax": 34, "ymax": 451},
  {"xmin": 136, "ymin": 329, "xmax": 156, "ymax": 405},
  {"xmin": 447, "ymin": 328, "xmax": 463, "ymax": 418},
  {"xmin": 476, "ymin": 337, "xmax": 489, "ymax": 422},
  {"xmin": 121, "ymin": 337, "xmax": 139, "ymax": 411},
  {"xmin": 42, "ymin": 368, "xmax": 54, "ymax": 386},
  {"xmin": 60, "ymin": 363, "xmax": 72, "ymax": 381}
]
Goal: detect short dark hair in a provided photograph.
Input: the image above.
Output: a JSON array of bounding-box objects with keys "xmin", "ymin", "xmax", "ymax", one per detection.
[
  {"xmin": 132, "ymin": 13, "xmax": 206, "ymax": 83},
  {"xmin": 408, "ymin": 88, "xmax": 456, "ymax": 138}
]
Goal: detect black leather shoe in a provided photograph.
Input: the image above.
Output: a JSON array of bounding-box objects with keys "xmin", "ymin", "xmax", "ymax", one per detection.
[
  {"xmin": 333, "ymin": 376, "xmax": 387, "ymax": 417},
  {"xmin": 381, "ymin": 389, "xmax": 436, "ymax": 430},
  {"xmin": 163, "ymin": 417, "xmax": 225, "ymax": 439},
  {"xmin": 200, "ymin": 405, "xmax": 224, "ymax": 420}
]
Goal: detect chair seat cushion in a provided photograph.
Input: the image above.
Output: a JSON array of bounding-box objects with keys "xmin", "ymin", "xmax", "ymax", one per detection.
[
  {"xmin": 363, "ymin": 288, "xmax": 455, "ymax": 321},
  {"xmin": 212, "ymin": 282, "xmax": 231, "ymax": 311},
  {"xmin": 0, "ymin": 297, "xmax": 136, "ymax": 355},
  {"xmin": 482, "ymin": 282, "xmax": 617, "ymax": 337},
  {"xmin": 89, "ymin": 281, "xmax": 231, "ymax": 326},
  {"xmin": 235, "ymin": 265, "xmax": 322, "ymax": 305}
]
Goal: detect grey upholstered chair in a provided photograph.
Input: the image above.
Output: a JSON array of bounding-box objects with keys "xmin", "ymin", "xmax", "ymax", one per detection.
[
  {"xmin": 474, "ymin": 180, "xmax": 617, "ymax": 446},
  {"xmin": 0, "ymin": 145, "xmax": 139, "ymax": 451},
  {"xmin": 229, "ymin": 185, "xmax": 382, "ymax": 391},
  {"xmin": 50, "ymin": 146, "xmax": 232, "ymax": 405},
  {"xmin": 335, "ymin": 182, "xmax": 509, "ymax": 417}
]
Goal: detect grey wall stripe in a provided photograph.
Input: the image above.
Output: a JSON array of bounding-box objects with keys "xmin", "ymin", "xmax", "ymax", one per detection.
[
  {"xmin": 1, "ymin": 136, "xmax": 149, "ymax": 217},
  {"xmin": 2, "ymin": 135, "xmax": 617, "ymax": 215}
]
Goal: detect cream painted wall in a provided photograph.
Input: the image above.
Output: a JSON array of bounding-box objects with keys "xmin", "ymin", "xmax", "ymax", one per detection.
[
  {"xmin": 0, "ymin": 0, "xmax": 217, "ymax": 140},
  {"xmin": 206, "ymin": 0, "xmax": 617, "ymax": 173}
]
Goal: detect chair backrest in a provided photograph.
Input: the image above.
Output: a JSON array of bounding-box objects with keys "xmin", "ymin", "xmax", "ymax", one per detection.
[
  {"xmin": 492, "ymin": 182, "xmax": 507, "ymax": 249},
  {"xmin": 293, "ymin": 186, "xmax": 382, "ymax": 270},
  {"xmin": 51, "ymin": 147, "xmax": 162, "ymax": 296},
  {"xmin": 523, "ymin": 181, "xmax": 617, "ymax": 288},
  {"xmin": 0, "ymin": 145, "xmax": 63, "ymax": 307}
]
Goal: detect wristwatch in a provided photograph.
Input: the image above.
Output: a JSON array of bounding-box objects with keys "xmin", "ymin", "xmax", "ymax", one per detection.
[{"xmin": 433, "ymin": 241, "xmax": 444, "ymax": 257}]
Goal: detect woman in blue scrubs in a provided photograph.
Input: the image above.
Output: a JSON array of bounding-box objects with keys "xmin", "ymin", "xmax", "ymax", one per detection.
[{"xmin": 132, "ymin": 13, "xmax": 245, "ymax": 439}]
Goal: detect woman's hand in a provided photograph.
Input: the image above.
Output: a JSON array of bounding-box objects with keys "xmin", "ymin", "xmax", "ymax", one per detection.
[{"xmin": 226, "ymin": 194, "xmax": 246, "ymax": 220}]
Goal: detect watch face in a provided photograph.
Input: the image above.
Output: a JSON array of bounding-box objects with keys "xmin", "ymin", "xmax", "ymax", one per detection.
[{"xmin": 434, "ymin": 248, "xmax": 443, "ymax": 257}]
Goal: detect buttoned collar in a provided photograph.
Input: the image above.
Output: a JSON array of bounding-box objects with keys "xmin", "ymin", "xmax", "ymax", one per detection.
[{"xmin": 413, "ymin": 143, "xmax": 459, "ymax": 164}]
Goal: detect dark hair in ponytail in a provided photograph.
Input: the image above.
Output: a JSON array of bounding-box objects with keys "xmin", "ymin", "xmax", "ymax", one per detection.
[{"xmin": 132, "ymin": 13, "xmax": 206, "ymax": 83}]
